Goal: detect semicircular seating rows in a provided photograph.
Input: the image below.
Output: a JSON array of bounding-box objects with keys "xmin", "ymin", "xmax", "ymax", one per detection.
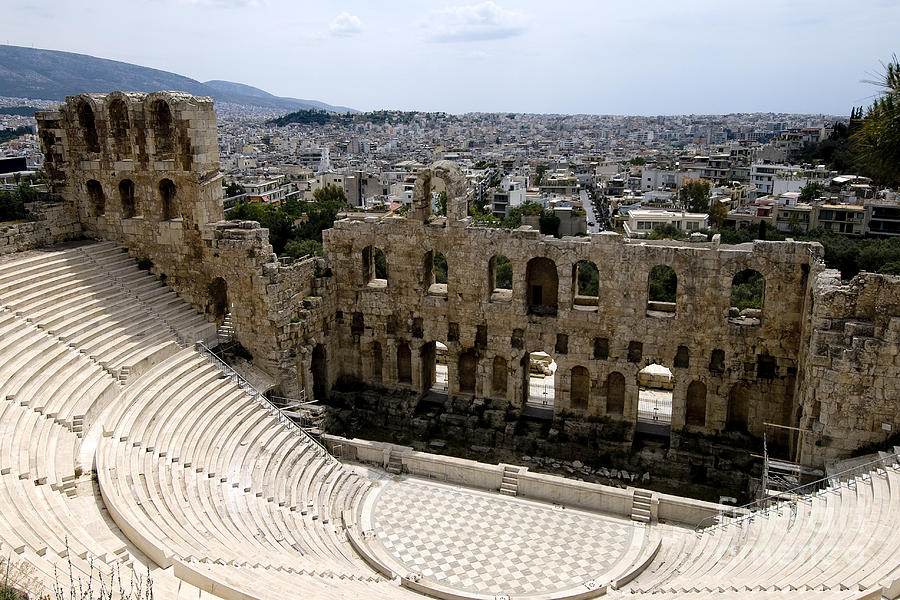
[
  {"xmin": 618, "ymin": 464, "xmax": 900, "ymax": 599},
  {"xmin": 1, "ymin": 241, "xmax": 898, "ymax": 600}
]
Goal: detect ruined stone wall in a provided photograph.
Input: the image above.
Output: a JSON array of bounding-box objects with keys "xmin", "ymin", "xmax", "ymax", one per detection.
[
  {"xmin": 322, "ymin": 196, "xmax": 819, "ymax": 441},
  {"xmin": 0, "ymin": 200, "xmax": 82, "ymax": 255},
  {"xmin": 34, "ymin": 92, "xmax": 330, "ymax": 397},
  {"xmin": 797, "ymin": 271, "xmax": 900, "ymax": 464}
]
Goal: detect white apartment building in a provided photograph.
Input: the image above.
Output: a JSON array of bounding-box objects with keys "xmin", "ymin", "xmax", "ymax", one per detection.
[
  {"xmin": 750, "ymin": 163, "xmax": 798, "ymax": 195},
  {"xmin": 623, "ymin": 209, "xmax": 708, "ymax": 238}
]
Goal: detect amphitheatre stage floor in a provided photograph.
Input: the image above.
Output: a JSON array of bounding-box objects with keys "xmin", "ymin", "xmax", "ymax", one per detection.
[{"xmin": 360, "ymin": 474, "xmax": 645, "ymax": 597}]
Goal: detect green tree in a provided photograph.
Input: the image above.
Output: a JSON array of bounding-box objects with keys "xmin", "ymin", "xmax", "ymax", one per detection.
[
  {"xmin": 501, "ymin": 200, "xmax": 544, "ymax": 229},
  {"xmin": 708, "ymin": 198, "xmax": 728, "ymax": 229},
  {"xmin": 224, "ymin": 182, "xmax": 245, "ymax": 197},
  {"xmin": 494, "ymin": 255, "xmax": 512, "ymax": 289},
  {"xmin": 853, "ymin": 55, "xmax": 900, "ymax": 187},
  {"xmin": 283, "ymin": 239, "xmax": 323, "ymax": 259},
  {"xmin": 435, "ymin": 190, "xmax": 447, "ymax": 216},
  {"xmin": 679, "ymin": 180, "xmax": 711, "ymax": 213},
  {"xmin": 533, "ymin": 165, "xmax": 548, "ymax": 186},
  {"xmin": 539, "ymin": 209, "xmax": 560, "ymax": 236},
  {"xmin": 798, "ymin": 182, "xmax": 823, "ymax": 203},
  {"xmin": 648, "ymin": 265, "xmax": 677, "ymax": 303},
  {"xmin": 647, "ymin": 223, "xmax": 687, "ymax": 240}
]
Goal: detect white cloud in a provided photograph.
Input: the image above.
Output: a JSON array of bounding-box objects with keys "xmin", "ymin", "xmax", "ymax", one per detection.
[
  {"xmin": 429, "ymin": 2, "xmax": 526, "ymax": 43},
  {"xmin": 330, "ymin": 12, "xmax": 363, "ymax": 37}
]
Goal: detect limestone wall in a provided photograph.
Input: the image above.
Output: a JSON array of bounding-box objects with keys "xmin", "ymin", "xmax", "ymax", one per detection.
[
  {"xmin": 798, "ymin": 271, "xmax": 900, "ymax": 464},
  {"xmin": 322, "ymin": 212, "xmax": 819, "ymax": 440},
  {"xmin": 0, "ymin": 200, "xmax": 81, "ymax": 255}
]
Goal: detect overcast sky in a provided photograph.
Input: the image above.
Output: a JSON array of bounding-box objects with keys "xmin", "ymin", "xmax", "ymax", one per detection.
[{"xmin": 2, "ymin": 0, "xmax": 898, "ymax": 115}]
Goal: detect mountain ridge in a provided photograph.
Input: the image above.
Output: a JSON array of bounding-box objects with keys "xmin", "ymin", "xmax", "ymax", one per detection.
[{"xmin": 0, "ymin": 45, "xmax": 355, "ymax": 113}]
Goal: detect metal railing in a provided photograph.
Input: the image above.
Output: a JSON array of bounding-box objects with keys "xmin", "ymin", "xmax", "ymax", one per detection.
[
  {"xmin": 195, "ymin": 341, "xmax": 334, "ymax": 462},
  {"xmin": 696, "ymin": 450, "xmax": 900, "ymax": 533}
]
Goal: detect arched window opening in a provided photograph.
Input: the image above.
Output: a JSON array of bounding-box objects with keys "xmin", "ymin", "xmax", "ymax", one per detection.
[
  {"xmin": 647, "ymin": 265, "xmax": 677, "ymax": 316},
  {"xmin": 86, "ymin": 180, "xmax": 105, "ymax": 216},
  {"xmin": 685, "ymin": 380, "xmax": 707, "ymax": 427},
  {"xmin": 491, "ymin": 356, "xmax": 507, "ymax": 399},
  {"xmin": 397, "ymin": 342, "xmax": 412, "ymax": 384},
  {"xmin": 76, "ymin": 101, "xmax": 100, "ymax": 154},
  {"xmin": 730, "ymin": 269, "xmax": 765, "ymax": 326},
  {"xmin": 526, "ymin": 257, "xmax": 558, "ymax": 316},
  {"xmin": 421, "ymin": 341, "xmax": 448, "ymax": 396},
  {"xmin": 108, "ymin": 99, "xmax": 130, "ymax": 159},
  {"xmin": 362, "ymin": 245, "xmax": 387, "ymax": 288},
  {"xmin": 488, "ymin": 254, "xmax": 512, "ymax": 303},
  {"xmin": 424, "ymin": 250, "xmax": 447, "ymax": 297},
  {"xmin": 159, "ymin": 179, "xmax": 178, "ymax": 220},
  {"xmin": 523, "ymin": 351, "xmax": 556, "ymax": 414},
  {"xmin": 606, "ymin": 372, "xmax": 625, "ymax": 416},
  {"xmin": 637, "ymin": 363, "xmax": 673, "ymax": 434},
  {"xmin": 311, "ymin": 344, "xmax": 328, "ymax": 401},
  {"xmin": 458, "ymin": 349, "xmax": 477, "ymax": 394},
  {"xmin": 572, "ymin": 260, "xmax": 599, "ymax": 311},
  {"xmin": 726, "ymin": 383, "xmax": 750, "ymax": 432},
  {"xmin": 150, "ymin": 100, "xmax": 175, "ymax": 158},
  {"xmin": 570, "ymin": 366, "xmax": 590, "ymax": 411},
  {"xmin": 208, "ymin": 277, "xmax": 228, "ymax": 325},
  {"xmin": 372, "ymin": 341, "xmax": 383, "ymax": 384},
  {"xmin": 119, "ymin": 179, "xmax": 136, "ymax": 218}
]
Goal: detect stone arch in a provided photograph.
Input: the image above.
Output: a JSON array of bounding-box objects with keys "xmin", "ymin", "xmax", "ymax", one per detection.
[
  {"xmin": 458, "ymin": 349, "xmax": 477, "ymax": 394},
  {"xmin": 572, "ymin": 260, "xmax": 599, "ymax": 310},
  {"xmin": 523, "ymin": 351, "xmax": 557, "ymax": 411},
  {"xmin": 570, "ymin": 365, "xmax": 590, "ymax": 411},
  {"xmin": 685, "ymin": 380, "xmax": 707, "ymax": 427},
  {"xmin": 411, "ymin": 161, "xmax": 469, "ymax": 222},
  {"xmin": 372, "ymin": 341, "xmax": 383, "ymax": 384},
  {"xmin": 149, "ymin": 99, "xmax": 175, "ymax": 158},
  {"xmin": 107, "ymin": 97, "xmax": 131, "ymax": 159},
  {"xmin": 208, "ymin": 277, "xmax": 228, "ymax": 325},
  {"xmin": 311, "ymin": 344, "xmax": 328, "ymax": 400},
  {"xmin": 491, "ymin": 355, "xmax": 507, "ymax": 399},
  {"xmin": 488, "ymin": 254, "xmax": 512, "ymax": 302},
  {"xmin": 159, "ymin": 178, "xmax": 178, "ymax": 220},
  {"xmin": 606, "ymin": 371, "xmax": 626, "ymax": 415},
  {"xmin": 726, "ymin": 382, "xmax": 750, "ymax": 431},
  {"xmin": 397, "ymin": 342, "xmax": 412, "ymax": 384},
  {"xmin": 119, "ymin": 179, "xmax": 136, "ymax": 218},
  {"xmin": 86, "ymin": 179, "xmax": 105, "ymax": 216},
  {"xmin": 525, "ymin": 257, "xmax": 558, "ymax": 316},
  {"xmin": 730, "ymin": 269, "xmax": 765, "ymax": 326},
  {"xmin": 76, "ymin": 100, "xmax": 100, "ymax": 154},
  {"xmin": 647, "ymin": 264, "xmax": 677, "ymax": 315}
]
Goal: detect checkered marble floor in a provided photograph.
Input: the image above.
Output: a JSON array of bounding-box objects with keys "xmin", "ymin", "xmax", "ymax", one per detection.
[{"xmin": 369, "ymin": 478, "xmax": 636, "ymax": 596}]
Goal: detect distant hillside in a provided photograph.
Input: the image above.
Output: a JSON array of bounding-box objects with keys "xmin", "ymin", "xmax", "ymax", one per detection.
[
  {"xmin": 0, "ymin": 45, "xmax": 355, "ymax": 113},
  {"xmin": 202, "ymin": 80, "xmax": 355, "ymax": 113}
]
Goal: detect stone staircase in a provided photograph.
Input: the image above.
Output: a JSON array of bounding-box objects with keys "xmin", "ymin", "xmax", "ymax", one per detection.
[
  {"xmin": 217, "ymin": 312, "xmax": 235, "ymax": 346},
  {"xmin": 631, "ymin": 489, "xmax": 652, "ymax": 523},
  {"xmin": 386, "ymin": 450, "xmax": 403, "ymax": 475},
  {"xmin": 500, "ymin": 465, "xmax": 520, "ymax": 496}
]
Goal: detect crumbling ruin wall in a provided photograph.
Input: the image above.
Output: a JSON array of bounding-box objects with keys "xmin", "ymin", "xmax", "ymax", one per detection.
[
  {"xmin": 797, "ymin": 271, "xmax": 900, "ymax": 464},
  {"xmin": 34, "ymin": 92, "xmax": 330, "ymax": 397},
  {"xmin": 321, "ymin": 163, "xmax": 820, "ymax": 446}
]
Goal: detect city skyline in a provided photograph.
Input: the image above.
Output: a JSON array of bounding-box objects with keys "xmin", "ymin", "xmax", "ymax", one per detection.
[{"xmin": 1, "ymin": 0, "xmax": 898, "ymax": 116}]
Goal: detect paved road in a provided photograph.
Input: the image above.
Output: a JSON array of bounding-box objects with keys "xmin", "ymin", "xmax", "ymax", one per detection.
[{"xmin": 580, "ymin": 189, "xmax": 601, "ymax": 233}]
